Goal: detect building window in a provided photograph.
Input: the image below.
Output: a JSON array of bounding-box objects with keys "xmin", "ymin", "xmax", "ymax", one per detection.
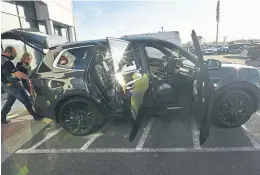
[
  {"xmin": 1, "ymin": 1, "xmax": 18, "ymax": 15},
  {"xmin": 1, "ymin": 13, "xmax": 20, "ymax": 33},
  {"xmin": 61, "ymin": 28, "xmax": 68, "ymax": 41},
  {"xmin": 20, "ymin": 18, "xmax": 38, "ymax": 29},
  {"xmin": 71, "ymin": 27, "xmax": 76, "ymax": 41},
  {"xmin": 15, "ymin": 1, "xmax": 37, "ymax": 20},
  {"xmin": 17, "ymin": 4, "xmax": 25, "ymax": 17},
  {"xmin": 54, "ymin": 26, "xmax": 62, "ymax": 36},
  {"xmin": 38, "ymin": 23, "xmax": 47, "ymax": 33}
]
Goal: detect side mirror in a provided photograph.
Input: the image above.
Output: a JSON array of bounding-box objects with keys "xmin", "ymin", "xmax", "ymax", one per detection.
[{"xmin": 206, "ymin": 59, "xmax": 221, "ymax": 70}]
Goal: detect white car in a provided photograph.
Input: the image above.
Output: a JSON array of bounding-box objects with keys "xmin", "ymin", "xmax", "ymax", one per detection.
[{"xmin": 203, "ymin": 46, "xmax": 218, "ymax": 54}]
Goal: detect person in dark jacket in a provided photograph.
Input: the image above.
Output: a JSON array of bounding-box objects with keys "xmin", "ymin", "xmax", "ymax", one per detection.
[
  {"xmin": 1, "ymin": 46, "xmax": 43, "ymax": 124},
  {"xmin": 16, "ymin": 52, "xmax": 32, "ymax": 93}
]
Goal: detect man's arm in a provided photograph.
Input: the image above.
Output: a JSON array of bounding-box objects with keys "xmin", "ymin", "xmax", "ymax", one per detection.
[
  {"xmin": 3, "ymin": 61, "xmax": 29, "ymax": 80},
  {"xmin": 12, "ymin": 71, "xmax": 29, "ymax": 80}
]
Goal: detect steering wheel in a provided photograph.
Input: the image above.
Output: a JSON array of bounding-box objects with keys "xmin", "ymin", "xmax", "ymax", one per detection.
[{"xmin": 155, "ymin": 56, "xmax": 180, "ymax": 79}]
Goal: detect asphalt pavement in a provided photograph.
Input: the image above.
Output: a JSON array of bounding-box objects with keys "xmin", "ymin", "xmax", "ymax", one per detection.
[{"xmin": 2, "ymin": 110, "xmax": 260, "ymax": 175}]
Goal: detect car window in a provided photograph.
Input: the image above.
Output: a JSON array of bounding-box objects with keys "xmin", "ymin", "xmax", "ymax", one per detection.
[
  {"xmin": 145, "ymin": 46, "xmax": 165, "ymax": 59},
  {"xmin": 145, "ymin": 45, "xmax": 183, "ymax": 60},
  {"xmin": 55, "ymin": 46, "xmax": 94, "ymax": 70}
]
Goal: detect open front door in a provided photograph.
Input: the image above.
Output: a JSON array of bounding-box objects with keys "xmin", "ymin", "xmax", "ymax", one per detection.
[
  {"xmin": 191, "ymin": 30, "xmax": 215, "ymax": 145},
  {"xmin": 106, "ymin": 38, "xmax": 149, "ymax": 142}
]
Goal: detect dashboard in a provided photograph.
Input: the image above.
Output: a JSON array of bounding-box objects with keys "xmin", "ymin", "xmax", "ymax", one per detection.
[
  {"xmin": 148, "ymin": 56, "xmax": 197, "ymax": 80},
  {"xmin": 174, "ymin": 58, "xmax": 197, "ymax": 79}
]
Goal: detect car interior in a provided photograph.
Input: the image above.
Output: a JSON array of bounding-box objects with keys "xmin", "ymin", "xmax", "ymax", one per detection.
[
  {"xmin": 90, "ymin": 42, "xmax": 198, "ymax": 113},
  {"xmin": 144, "ymin": 45, "xmax": 196, "ymax": 108},
  {"xmin": 90, "ymin": 44, "xmax": 145, "ymax": 110},
  {"xmin": 90, "ymin": 46, "xmax": 115, "ymax": 105}
]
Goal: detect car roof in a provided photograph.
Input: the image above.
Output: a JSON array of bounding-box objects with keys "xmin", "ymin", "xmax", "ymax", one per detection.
[{"xmin": 54, "ymin": 37, "xmax": 174, "ymax": 49}]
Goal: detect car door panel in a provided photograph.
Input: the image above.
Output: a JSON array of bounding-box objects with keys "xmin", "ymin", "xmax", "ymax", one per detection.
[{"xmin": 191, "ymin": 30, "xmax": 215, "ymax": 145}]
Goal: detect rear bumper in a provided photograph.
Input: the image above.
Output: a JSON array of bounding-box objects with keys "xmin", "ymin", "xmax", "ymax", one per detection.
[
  {"xmin": 32, "ymin": 96, "xmax": 55, "ymax": 120},
  {"xmin": 33, "ymin": 103, "xmax": 55, "ymax": 120}
]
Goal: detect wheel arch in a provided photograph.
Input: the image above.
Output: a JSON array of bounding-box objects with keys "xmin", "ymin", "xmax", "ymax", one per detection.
[
  {"xmin": 216, "ymin": 81, "xmax": 260, "ymax": 112},
  {"xmin": 53, "ymin": 92, "xmax": 106, "ymax": 123}
]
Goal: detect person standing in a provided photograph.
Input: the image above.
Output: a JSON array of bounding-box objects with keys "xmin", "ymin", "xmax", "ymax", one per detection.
[
  {"xmin": 16, "ymin": 52, "xmax": 33, "ymax": 93},
  {"xmin": 1, "ymin": 46, "xmax": 44, "ymax": 124}
]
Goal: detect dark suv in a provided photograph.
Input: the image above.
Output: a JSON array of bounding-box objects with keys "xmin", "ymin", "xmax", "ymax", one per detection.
[{"xmin": 2, "ymin": 29, "xmax": 260, "ymax": 145}]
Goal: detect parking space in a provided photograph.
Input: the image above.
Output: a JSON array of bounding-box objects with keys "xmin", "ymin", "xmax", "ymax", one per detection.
[
  {"xmin": 12, "ymin": 111, "xmax": 260, "ymax": 154},
  {"xmin": 2, "ymin": 111, "xmax": 260, "ymax": 175}
]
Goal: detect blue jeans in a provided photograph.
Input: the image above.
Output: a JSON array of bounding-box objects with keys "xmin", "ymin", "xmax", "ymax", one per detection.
[{"xmin": 1, "ymin": 82, "xmax": 40, "ymax": 121}]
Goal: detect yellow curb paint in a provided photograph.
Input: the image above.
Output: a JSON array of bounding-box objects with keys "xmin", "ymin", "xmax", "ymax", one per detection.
[{"xmin": 42, "ymin": 118, "xmax": 53, "ymax": 124}]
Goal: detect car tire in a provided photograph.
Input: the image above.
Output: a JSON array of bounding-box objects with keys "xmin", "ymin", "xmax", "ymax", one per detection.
[
  {"xmin": 213, "ymin": 90, "xmax": 253, "ymax": 128},
  {"xmin": 58, "ymin": 97, "xmax": 104, "ymax": 136}
]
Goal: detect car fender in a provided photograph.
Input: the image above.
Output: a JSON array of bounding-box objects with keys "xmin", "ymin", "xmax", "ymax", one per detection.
[
  {"xmin": 52, "ymin": 90, "xmax": 107, "ymax": 122},
  {"xmin": 215, "ymin": 81, "xmax": 260, "ymax": 111}
]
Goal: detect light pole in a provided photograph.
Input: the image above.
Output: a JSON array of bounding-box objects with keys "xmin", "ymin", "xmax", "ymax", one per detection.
[{"xmin": 216, "ymin": 0, "xmax": 220, "ymax": 45}]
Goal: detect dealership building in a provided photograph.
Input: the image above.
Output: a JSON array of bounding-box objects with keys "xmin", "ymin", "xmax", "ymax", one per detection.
[
  {"xmin": 1, "ymin": 0, "xmax": 76, "ymax": 94},
  {"xmin": 1, "ymin": 0, "xmax": 76, "ymax": 67}
]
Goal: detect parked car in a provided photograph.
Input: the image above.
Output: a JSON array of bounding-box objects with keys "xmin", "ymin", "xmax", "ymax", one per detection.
[
  {"xmin": 202, "ymin": 45, "xmax": 217, "ymax": 55},
  {"xmin": 247, "ymin": 43, "xmax": 260, "ymax": 59},
  {"xmin": 245, "ymin": 58, "xmax": 260, "ymax": 68},
  {"xmin": 228, "ymin": 44, "xmax": 250, "ymax": 54},
  {"xmin": 216, "ymin": 45, "xmax": 229, "ymax": 54},
  {"xmin": 2, "ymin": 29, "xmax": 260, "ymax": 145}
]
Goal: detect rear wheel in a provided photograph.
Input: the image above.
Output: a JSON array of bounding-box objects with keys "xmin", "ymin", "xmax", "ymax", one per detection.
[
  {"xmin": 59, "ymin": 97, "xmax": 104, "ymax": 136},
  {"xmin": 214, "ymin": 90, "xmax": 253, "ymax": 128}
]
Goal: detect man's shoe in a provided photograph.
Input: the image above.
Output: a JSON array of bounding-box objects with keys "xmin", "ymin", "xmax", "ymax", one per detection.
[{"xmin": 1, "ymin": 120, "xmax": 10, "ymax": 125}]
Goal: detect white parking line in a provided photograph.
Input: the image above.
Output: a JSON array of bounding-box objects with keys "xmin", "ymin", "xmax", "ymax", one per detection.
[
  {"xmin": 28, "ymin": 128, "xmax": 63, "ymax": 150},
  {"xmin": 80, "ymin": 119, "xmax": 113, "ymax": 150},
  {"xmin": 16, "ymin": 146, "xmax": 260, "ymax": 154},
  {"xmin": 136, "ymin": 118, "xmax": 154, "ymax": 150},
  {"xmin": 241, "ymin": 125, "xmax": 260, "ymax": 148},
  {"xmin": 190, "ymin": 115, "xmax": 201, "ymax": 149}
]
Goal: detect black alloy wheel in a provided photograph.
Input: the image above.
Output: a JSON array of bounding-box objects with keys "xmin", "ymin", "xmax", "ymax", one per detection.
[
  {"xmin": 59, "ymin": 97, "xmax": 101, "ymax": 136},
  {"xmin": 215, "ymin": 90, "xmax": 253, "ymax": 128}
]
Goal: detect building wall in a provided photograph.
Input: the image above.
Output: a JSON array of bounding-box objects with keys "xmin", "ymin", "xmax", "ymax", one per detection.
[
  {"xmin": 34, "ymin": 0, "xmax": 76, "ymax": 41},
  {"xmin": 46, "ymin": 0, "xmax": 74, "ymax": 26},
  {"xmin": 1, "ymin": 1, "xmax": 40, "ymax": 69}
]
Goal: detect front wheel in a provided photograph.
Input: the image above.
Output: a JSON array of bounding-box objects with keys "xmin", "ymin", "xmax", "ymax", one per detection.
[
  {"xmin": 214, "ymin": 90, "xmax": 253, "ymax": 128},
  {"xmin": 59, "ymin": 97, "xmax": 103, "ymax": 136}
]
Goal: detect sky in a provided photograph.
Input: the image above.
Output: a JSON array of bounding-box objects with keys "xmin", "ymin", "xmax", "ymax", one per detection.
[{"xmin": 72, "ymin": 0, "xmax": 260, "ymax": 43}]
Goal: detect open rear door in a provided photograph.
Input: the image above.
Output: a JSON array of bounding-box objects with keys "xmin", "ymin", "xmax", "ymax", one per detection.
[
  {"xmin": 191, "ymin": 30, "xmax": 215, "ymax": 145},
  {"xmin": 1, "ymin": 28, "xmax": 67, "ymax": 54},
  {"xmin": 106, "ymin": 38, "xmax": 149, "ymax": 142}
]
